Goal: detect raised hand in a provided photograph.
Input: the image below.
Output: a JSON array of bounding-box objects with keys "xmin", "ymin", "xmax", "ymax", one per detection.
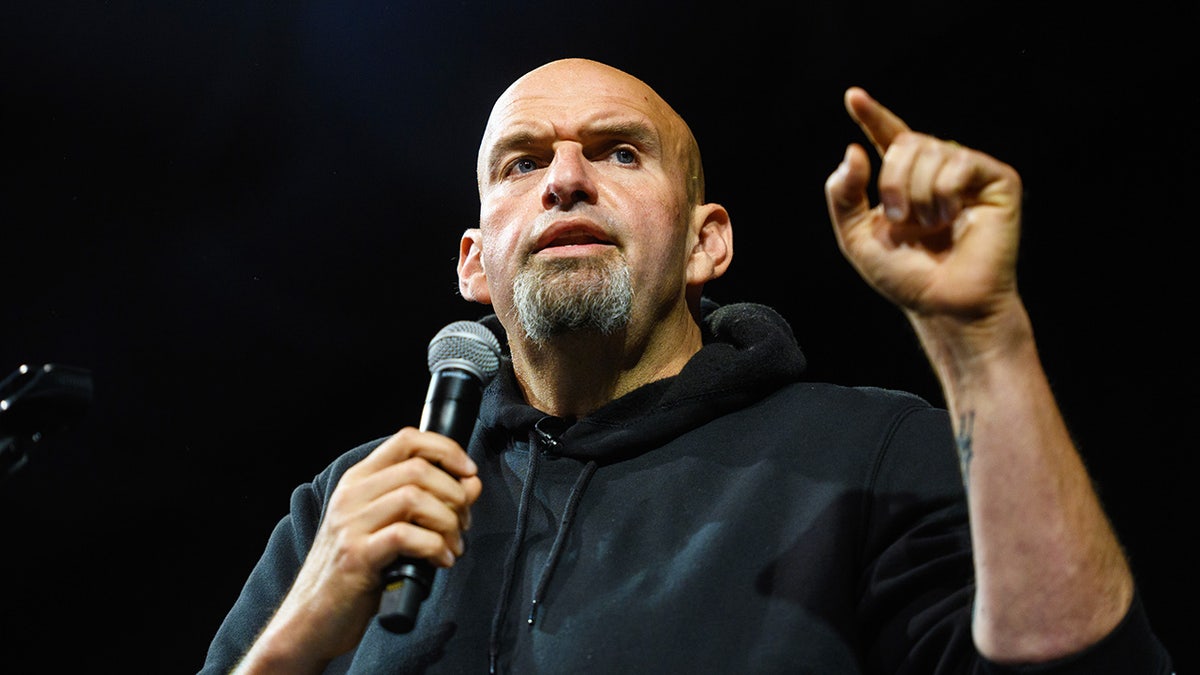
[{"xmin": 824, "ymin": 87, "xmax": 1023, "ymax": 324}]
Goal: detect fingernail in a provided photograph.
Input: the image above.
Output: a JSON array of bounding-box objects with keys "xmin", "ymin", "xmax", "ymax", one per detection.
[
  {"xmin": 440, "ymin": 550, "xmax": 457, "ymax": 567},
  {"xmin": 886, "ymin": 206, "xmax": 904, "ymax": 221}
]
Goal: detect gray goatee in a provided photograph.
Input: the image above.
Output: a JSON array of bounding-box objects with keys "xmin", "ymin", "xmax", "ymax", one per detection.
[{"xmin": 511, "ymin": 254, "xmax": 632, "ymax": 343}]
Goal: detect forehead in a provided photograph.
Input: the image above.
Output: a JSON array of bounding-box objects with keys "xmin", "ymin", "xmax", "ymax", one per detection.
[{"xmin": 478, "ymin": 62, "xmax": 681, "ymax": 169}]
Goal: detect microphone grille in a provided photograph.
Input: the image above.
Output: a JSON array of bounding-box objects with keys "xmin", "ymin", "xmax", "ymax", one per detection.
[{"xmin": 427, "ymin": 320, "xmax": 503, "ymax": 383}]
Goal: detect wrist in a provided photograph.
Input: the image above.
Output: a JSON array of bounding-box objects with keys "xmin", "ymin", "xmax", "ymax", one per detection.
[
  {"xmin": 231, "ymin": 601, "xmax": 338, "ymax": 675},
  {"xmin": 906, "ymin": 296, "xmax": 1037, "ymax": 400}
]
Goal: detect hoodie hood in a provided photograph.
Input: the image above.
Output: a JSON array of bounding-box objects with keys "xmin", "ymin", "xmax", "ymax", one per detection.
[{"xmin": 476, "ymin": 300, "xmax": 808, "ymax": 463}]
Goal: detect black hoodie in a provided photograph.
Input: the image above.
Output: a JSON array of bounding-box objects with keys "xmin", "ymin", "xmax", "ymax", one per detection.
[{"xmin": 201, "ymin": 302, "xmax": 1172, "ymax": 674}]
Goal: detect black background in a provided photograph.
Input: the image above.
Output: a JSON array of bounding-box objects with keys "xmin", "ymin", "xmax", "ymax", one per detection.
[{"xmin": 2, "ymin": 2, "xmax": 1195, "ymax": 671}]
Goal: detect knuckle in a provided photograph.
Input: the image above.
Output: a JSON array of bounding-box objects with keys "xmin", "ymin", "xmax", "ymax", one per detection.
[
  {"xmin": 393, "ymin": 455, "xmax": 434, "ymax": 481},
  {"xmin": 390, "ymin": 483, "xmax": 427, "ymax": 513},
  {"xmin": 932, "ymin": 172, "xmax": 961, "ymax": 198},
  {"xmin": 392, "ymin": 426, "xmax": 423, "ymax": 447}
]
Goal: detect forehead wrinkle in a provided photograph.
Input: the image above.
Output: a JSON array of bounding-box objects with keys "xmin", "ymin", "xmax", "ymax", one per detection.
[{"xmin": 479, "ymin": 110, "xmax": 664, "ymax": 184}]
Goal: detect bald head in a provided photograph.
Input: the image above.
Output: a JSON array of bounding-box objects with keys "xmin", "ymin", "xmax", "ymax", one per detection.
[{"xmin": 476, "ymin": 58, "xmax": 705, "ymax": 204}]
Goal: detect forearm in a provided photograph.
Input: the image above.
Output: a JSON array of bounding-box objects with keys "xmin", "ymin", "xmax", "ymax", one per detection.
[
  {"xmin": 228, "ymin": 546, "xmax": 380, "ymax": 675},
  {"xmin": 910, "ymin": 298, "xmax": 1134, "ymax": 664},
  {"xmin": 230, "ymin": 598, "xmax": 338, "ymax": 675}
]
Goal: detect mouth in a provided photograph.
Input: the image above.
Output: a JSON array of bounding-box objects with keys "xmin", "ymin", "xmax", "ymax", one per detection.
[{"xmin": 533, "ymin": 221, "xmax": 615, "ymax": 255}]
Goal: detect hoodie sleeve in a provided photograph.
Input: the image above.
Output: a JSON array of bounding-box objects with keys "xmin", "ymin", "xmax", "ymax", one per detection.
[{"xmin": 197, "ymin": 439, "xmax": 383, "ymax": 674}]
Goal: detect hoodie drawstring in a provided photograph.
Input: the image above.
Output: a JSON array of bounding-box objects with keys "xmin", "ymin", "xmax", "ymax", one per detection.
[
  {"xmin": 528, "ymin": 458, "xmax": 596, "ymax": 626},
  {"xmin": 487, "ymin": 418, "xmax": 598, "ymax": 673},
  {"xmin": 488, "ymin": 434, "xmax": 542, "ymax": 674}
]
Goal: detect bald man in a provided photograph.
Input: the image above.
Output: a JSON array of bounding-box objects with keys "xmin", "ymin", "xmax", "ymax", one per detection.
[{"xmin": 202, "ymin": 59, "xmax": 1172, "ymax": 674}]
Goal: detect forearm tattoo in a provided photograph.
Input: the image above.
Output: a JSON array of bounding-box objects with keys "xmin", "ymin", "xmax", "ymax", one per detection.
[{"xmin": 956, "ymin": 411, "xmax": 975, "ymax": 491}]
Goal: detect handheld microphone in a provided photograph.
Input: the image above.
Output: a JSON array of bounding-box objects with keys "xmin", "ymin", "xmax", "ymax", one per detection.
[{"xmin": 377, "ymin": 320, "xmax": 503, "ymax": 634}]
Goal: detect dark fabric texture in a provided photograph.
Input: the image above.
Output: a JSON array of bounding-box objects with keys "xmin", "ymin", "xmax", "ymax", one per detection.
[{"xmin": 200, "ymin": 302, "xmax": 1173, "ymax": 674}]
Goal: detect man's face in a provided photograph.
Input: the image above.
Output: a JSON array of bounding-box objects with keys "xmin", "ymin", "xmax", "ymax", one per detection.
[{"xmin": 472, "ymin": 60, "xmax": 696, "ymax": 339}]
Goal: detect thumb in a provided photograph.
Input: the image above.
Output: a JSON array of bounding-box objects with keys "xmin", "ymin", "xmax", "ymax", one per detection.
[{"xmin": 824, "ymin": 143, "xmax": 873, "ymax": 232}]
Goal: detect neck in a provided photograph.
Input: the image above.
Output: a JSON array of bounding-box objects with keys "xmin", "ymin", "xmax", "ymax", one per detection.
[{"xmin": 507, "ymin": 305, "xmax": 703, "ymax": 418}]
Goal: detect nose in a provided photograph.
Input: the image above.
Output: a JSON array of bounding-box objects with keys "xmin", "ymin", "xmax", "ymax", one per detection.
[{"xmin": 542, "ymin": 143, "xmax": 597, "ymax": 209}]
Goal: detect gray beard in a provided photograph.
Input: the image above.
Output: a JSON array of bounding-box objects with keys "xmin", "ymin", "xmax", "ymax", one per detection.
[{"xmin": 511, "ymin": 254, "xmax": 633, "ymax": 343}]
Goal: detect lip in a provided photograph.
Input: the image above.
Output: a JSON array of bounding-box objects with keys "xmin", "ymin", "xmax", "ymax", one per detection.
[{"xmin": 533, "ymin": 220, "xmax": 615, "ymax": 254}]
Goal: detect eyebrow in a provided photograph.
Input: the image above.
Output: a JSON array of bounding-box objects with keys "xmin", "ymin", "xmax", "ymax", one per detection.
[
  {"xmin": 590, "ymin": 120, "xmax": 660, "ymax": 152},
  {"xmin": 483, "ymin": 129, "xmax": 541, "ymax": 179},
  {"xmin": 483, "ymin": 120, "xmax": 661, "ymax": 180}
]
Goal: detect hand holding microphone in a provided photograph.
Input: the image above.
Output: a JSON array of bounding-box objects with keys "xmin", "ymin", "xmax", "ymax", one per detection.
[
  {"xmin": 229, "ymin": 321, "xmax": 502, "ymax": 667},
  {"xmin": 377, "ymin": 320, "xmax": 502, "ymax": 633}
]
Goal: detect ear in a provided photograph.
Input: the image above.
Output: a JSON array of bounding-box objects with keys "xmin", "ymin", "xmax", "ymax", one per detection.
[
  {"xmin": 457, "ymin": 228, "xmax": 492, "ymax": 304},
  {"xmin": 685, "ymin": 203, "xmax": 733, "ymax": 288}
]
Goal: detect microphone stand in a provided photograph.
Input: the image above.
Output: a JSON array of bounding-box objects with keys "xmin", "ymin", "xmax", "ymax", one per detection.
[{"xmin": 1, "ymin": 363, "xmax": 93, "ymax": 481}]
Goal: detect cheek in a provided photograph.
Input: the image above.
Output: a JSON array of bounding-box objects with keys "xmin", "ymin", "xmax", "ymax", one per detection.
[
  {"xmin": 478, "ymin": 237, "xmax": 509, "ymax": 284},
  {"xmin": 642, "ymin": 202, "xmax": 692, "ymax": 262},
  {"xmin": 629, "ymin": 217, "xmax": 693, "ymax": 296},
  {"xmin": 478, "ymin": 228, "xmax": 524, "ymax": 300},
  {"xmin": 479, "ymin": 193, "xmax": 531, "ymax": 263}
]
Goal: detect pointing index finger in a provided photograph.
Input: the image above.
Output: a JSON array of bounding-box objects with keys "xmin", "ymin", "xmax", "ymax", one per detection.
[{"xmin": 844, "ymin": 86, "xmax": 912, "ymax": 158}]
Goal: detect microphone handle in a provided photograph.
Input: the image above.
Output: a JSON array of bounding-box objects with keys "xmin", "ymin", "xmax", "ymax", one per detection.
[{"xmin": 377, "ymin": 369, "xmax": 483, "ymax": 633}]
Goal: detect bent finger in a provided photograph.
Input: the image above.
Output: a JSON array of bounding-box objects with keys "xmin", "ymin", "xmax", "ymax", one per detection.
[
  {"xmin": 908, "ymin": 142, "xmax": 953, "ymax": 227},
  {"xmin": 369, "ymin": 520, "xmax": 461, "ymax": 570},
  {"xmin": 366, "ymin": 426, "xmax": 479, "ymax": 479},
  {"xmin": 877, "ymin": 134, "xmax": 921, "ymax": 224},
  {"xmin": 376, "ymin": 483, "xmax": 467, "ymax": 556}
]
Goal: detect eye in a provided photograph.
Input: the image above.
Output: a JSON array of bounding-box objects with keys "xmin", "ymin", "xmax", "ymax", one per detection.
[
  {"xmin": 612, "ymin": 148, "xmax": 637, "ymax": 165},
  {"xmin": 511, "ymin": 157, "xmax": 540, "ymax": 175}
]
